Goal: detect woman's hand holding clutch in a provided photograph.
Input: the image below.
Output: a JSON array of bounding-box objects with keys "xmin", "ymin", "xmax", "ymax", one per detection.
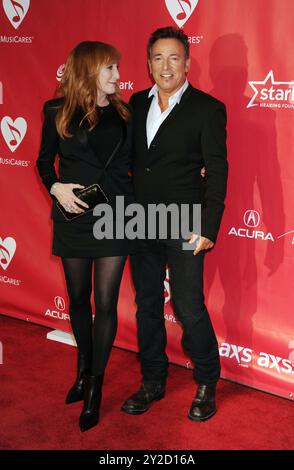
[{"xmin": 50, "ymin": 182, "xmax": 89, "ymax": 214}]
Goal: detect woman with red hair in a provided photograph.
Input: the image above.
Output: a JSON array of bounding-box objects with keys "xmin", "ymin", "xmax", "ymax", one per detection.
[{"xmin": 37, "ymin": 41, "xmax": 132, "ymax": 432}]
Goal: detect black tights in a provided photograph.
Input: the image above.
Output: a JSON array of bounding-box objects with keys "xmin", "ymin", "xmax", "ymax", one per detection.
[{"xmin": 61, "ymin": 256, "xmax": 126, "ymax": 375}]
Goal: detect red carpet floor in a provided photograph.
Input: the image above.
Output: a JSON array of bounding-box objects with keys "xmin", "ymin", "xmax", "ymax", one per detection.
[{"xmin": 0, "ymin": 314, "xmax": 293, "ymax": 450}]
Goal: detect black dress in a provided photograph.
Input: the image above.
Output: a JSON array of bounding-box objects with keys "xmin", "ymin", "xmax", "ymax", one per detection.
[{"xmin": 37, "ymin": 99, "xmax": 133, "ymax": 258}]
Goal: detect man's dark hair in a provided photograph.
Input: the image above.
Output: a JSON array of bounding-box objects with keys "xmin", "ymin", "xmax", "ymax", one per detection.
[{"xmin": 147, "ymin": 26, "xmax": 190, "ymax": 59}]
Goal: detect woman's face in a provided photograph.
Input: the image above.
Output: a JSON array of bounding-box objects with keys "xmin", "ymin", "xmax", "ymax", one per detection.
[{"xmin": 97, "ymin": 63, "xmax": 120, "ymax": 98}]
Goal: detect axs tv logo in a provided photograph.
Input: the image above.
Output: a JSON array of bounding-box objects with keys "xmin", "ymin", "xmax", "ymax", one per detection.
[{"xmin": 220, "ymin": 342, "xmax": 294, "ymax": 375}]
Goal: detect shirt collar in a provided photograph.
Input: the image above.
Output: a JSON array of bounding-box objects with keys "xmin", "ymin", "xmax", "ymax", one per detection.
[{"xmin": 148, "ymin": 80, "xmax": 189, "ymax": 106}]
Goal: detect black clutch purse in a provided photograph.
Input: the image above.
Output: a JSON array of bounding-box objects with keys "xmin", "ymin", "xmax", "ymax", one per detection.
[{"xmin": 56, "ymin": 183, "xmax": 108, "ymax": 221}]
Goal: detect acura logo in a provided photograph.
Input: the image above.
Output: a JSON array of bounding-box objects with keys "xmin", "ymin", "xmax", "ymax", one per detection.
[
  {"xmin": 54, "ymin": 296, "xmax": 65, "ymax": 311},
  {"xmin": 243, "ymin": 210, "xmax": 260, "ymax": 228}
]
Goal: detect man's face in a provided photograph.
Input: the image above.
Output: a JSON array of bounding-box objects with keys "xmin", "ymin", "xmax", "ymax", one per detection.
[{"xmin": 148, "ymin": 38, "xmax": 190, "ymax": 96}]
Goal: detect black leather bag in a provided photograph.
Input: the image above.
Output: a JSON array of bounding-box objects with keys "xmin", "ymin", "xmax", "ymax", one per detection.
[{"xmin": 56, "ymin": 183, "xmax": 109, "ymax": 220}]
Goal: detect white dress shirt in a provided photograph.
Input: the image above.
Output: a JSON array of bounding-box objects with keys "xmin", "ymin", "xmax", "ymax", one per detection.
[{"xmin": 146, "ymin": 80, "xmax": 189, "ymax": 148}]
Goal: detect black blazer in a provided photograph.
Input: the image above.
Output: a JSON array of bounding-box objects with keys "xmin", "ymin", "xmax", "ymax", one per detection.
[
  {"xmin": 36, "ymin": 98, "xmax": 133, "ymax": 222},
  {"xmin": 130, "ymin": 84, "xmax": 228, "ymax": 243}
]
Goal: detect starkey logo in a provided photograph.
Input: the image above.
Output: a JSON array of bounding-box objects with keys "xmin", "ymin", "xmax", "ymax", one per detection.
[
  {"xmin": 56, "ymin": 63, "xmax": 134, "ymax": 91},
  {"xmin": 277, "ymin": 229, "xmax": 294, "ymax": 246},
  {"xmin": 165, "ymin": 0, "xmax": 199, "ymax": 27},
  {"xmin": 247, "ymin": 71, "xmax": 294, "ymax": 110}
]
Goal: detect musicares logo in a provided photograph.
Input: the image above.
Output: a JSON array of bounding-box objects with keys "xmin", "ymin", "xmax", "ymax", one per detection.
[
  {"xmin": 0, "ymin": 116, "xmax": 27, "ymax": 152},
  {"xmin": 2, "ymin": 0, "xmax": 30, "ymax": 29},
  {"xmin": 0, "ymin": 236, "xmax": 16, "ymax": 271},
  {"xmin": 165, "ymin": 0, "xmax": 199, "ymax": 27}
]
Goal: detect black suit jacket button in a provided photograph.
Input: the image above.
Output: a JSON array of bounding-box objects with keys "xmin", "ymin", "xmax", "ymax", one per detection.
[{"xmin": 144, "ymin": 167, "xmax": 151, "ymax": 172}]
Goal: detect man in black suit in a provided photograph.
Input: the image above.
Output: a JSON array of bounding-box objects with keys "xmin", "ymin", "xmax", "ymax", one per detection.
[{"xmin": 121, "ymin": 27, "xmax": 228, "ymax": 421}]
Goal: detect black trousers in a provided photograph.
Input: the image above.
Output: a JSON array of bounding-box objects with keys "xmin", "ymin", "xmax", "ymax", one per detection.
[{"xmin": 130, "ymin": 239, "xmax": 220, "ymax": 386}]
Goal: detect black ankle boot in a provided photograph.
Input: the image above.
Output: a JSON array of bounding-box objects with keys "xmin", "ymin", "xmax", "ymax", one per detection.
[
  {"xmin": 121, "ymin": 382, "xmax": 165, "ymax": 415},
  {"xmin": 79, "ymin": 373, "xmax": 104, "ymax": 432},
  {"xmin": 65, "ymin": 354, "xmax": 90, "ymax": 405},
  {"xmin": 188, "ymin": 384, "xmax": 217, "ymax": 422}
]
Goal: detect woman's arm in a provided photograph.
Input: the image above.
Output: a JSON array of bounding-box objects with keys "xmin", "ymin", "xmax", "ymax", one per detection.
[
  {"xmin": 36, "ymin": 102, "xmax": 60, "ymax": 197},
  {"xmin": 36, "ymin": 101, "xmax": 89, "ymax": 214}
]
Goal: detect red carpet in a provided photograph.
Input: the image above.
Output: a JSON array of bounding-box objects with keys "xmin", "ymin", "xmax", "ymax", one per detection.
[{"xmin": 0, "ymin": 314, "xmax": 293, "ymax": 450}]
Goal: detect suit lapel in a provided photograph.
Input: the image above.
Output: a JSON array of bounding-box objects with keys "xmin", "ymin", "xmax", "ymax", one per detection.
[
  {"xmin": 148, "ymin": 84, "xmax": 193, "ymax": 145},
  {"xmin": 138, "ymin": 94, "xmax": 153, "ymax": 148}
]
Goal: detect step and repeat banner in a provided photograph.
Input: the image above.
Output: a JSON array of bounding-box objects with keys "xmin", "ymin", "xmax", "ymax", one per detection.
[{"xmin": 0, "ymin": 0, "xmax": 293, "ymax": 399}]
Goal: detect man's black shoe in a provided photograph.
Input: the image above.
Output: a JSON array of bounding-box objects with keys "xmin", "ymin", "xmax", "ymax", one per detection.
[
  {"xmin": 188, "ymin": 384, "xmax": 217, "ymax": 422},
  {"xmin": 121, "ymin": 383, "xmax": 165, "ymax": 415}
]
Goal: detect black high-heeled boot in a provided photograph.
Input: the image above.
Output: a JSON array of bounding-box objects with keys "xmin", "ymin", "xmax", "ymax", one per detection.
[
  {"xmin": 79, "ymin": 373, "xmax": 104, "ymax": 432},
  {"xmin": 65, "ymin": 353, "xmax": 90, "ymax": 405}
]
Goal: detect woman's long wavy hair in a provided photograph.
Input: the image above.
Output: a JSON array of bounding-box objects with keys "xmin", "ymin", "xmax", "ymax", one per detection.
[{"xmin": 55, "ymin": 41, "xmax": 130, "ymax": 138}]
